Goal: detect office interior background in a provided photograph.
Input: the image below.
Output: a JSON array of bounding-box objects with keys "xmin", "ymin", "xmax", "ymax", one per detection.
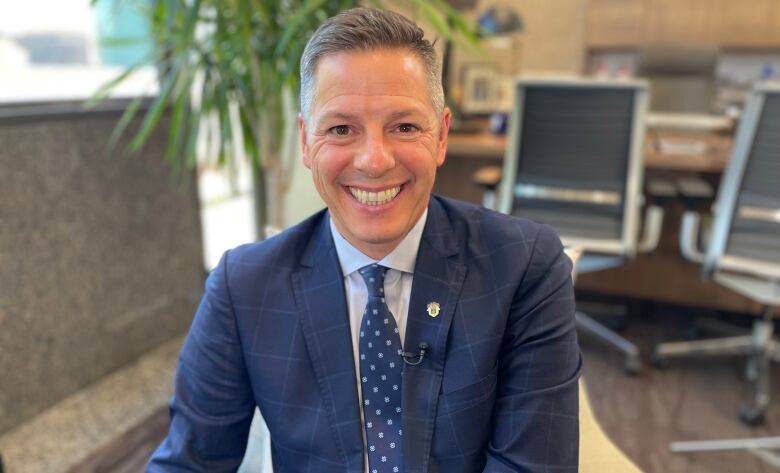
[{"xmin": 1, "ymin": 0, "xmax": 780, "ymax": 471}]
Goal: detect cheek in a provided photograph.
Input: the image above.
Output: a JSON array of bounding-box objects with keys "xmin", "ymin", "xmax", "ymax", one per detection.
[
  {"xmin": 309, "ymin": 154, "xmax": 342, "ymax": 192},
  {"xmin": 405, "ymin": 153, "xmax": 439, "ymax": 180},
  {"xmin": 309, "ymin": 162, "xmax": 329, "ymax": 192}
]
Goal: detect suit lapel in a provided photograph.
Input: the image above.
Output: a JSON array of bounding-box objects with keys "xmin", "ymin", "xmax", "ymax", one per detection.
[
  {"xmin": 292, "ymin": 214, "xmax": 364, "ymax": 471},
  {"xmin": 402, "ymin": 198, "xmax": 467, "ymax": 473}
]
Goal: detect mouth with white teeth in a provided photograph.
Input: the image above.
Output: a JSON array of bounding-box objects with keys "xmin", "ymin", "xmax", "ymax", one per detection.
[{"xmin": 348, "ymin": 185, "xmax": 402, "ymax": 206}]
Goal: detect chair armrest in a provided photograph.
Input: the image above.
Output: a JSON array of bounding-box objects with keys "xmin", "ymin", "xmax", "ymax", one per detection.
[
  {"xmin": 637, "ymin": 205, "xmax": 664, "ymax": 253},
  {"xmin": 679, "ymin": 211, "xmax": 706, "ymax": 264},
  {"xmin": 564, "ymin": 246, "xmax": 584, "ymax": 283}
]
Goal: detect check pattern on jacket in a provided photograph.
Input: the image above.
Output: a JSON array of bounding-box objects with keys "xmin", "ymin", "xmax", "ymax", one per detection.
[{"xmin": 148, "ymin": 195, "xmax": 582, "ymax": 473}]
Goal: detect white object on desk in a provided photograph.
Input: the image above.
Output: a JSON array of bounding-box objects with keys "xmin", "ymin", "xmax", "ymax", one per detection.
[
  {"xmin": 647, "ymin": 112, "xmax": 733, "ymax": 132},
  {"xmin": 657, "ymin": 138, "xmax": 707, "ymax": 155}
]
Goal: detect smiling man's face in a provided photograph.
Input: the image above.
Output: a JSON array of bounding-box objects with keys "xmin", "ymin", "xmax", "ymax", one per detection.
[{"xmin": 299, "ymin": 48, "xmax": 450, "ymax": 259}]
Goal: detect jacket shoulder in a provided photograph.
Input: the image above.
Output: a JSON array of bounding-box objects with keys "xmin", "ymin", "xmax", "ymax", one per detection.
[
  {"xmin": 433, "ymin": 195, "xmax": 560, "ymax": 250},
  {"xmin": 222, "ymin": 209, "xmax": 328, "ymax": 273}
]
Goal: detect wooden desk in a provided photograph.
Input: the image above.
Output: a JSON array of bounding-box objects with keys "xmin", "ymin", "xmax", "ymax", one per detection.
[
  {"xmin": 643, "ymin": 132, "xmax": 732, "ymax": 173},
  {"xmin": 445, "ymin": 133, "xmax": 506, "ymax": 161},
  {"xmin": 445, "ymin": 131, "xmax": 732, "ymax": 171},
  {"xmin": 436, "ymin": 133, "xmax": 505, "ymax": 204},
  {"xmin": 437, "ymin": 131, "xmax": 732, "ymax": 203}
]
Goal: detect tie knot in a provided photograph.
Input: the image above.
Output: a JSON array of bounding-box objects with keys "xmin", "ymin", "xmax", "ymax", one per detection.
[{"xmin": 358, "ymin": 264, "xmax": 388, "ymax": 298}]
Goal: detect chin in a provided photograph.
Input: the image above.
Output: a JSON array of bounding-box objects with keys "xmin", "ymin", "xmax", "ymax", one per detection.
[{"xmin": 358, "ymin": 231, "xmax": 400, "ymax": 246}]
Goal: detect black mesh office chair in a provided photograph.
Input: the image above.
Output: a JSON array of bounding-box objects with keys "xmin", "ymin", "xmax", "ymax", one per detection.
[
  {"xmin": 496, "ymin": 77, "xmax": 664, "ymax": 374},
  {"xmin": 652, "ymin": 82, "xmax": 780, "ymax": 427}
]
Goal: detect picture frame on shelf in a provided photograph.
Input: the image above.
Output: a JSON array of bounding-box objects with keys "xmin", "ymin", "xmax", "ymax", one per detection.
[{"xmin": 460, "ymin": 63, "xmax": 500, "ymax": 115}]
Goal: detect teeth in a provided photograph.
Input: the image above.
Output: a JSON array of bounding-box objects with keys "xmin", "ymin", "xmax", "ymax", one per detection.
[{"xmin": 349, "ymin": 186, "xmax": 401, "ymax": 206}]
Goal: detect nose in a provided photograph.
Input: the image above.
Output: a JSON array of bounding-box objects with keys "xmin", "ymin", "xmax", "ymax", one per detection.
[{"xmin": 354, "ymin": 128, "xmax": 395, "ymax": 177}]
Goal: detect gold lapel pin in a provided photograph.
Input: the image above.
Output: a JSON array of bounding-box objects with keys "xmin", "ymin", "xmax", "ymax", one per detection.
[{"xmin": 427, "ymin": 302, "xmax": 441, "ymax": 318}]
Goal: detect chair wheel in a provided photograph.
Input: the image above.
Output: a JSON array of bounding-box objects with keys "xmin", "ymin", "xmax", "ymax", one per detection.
[
  {"xmin": 739, "ymin": 404, "xmax": 765, "ymax": 426},
  {"xmin": 651, "ymin": 352, "xmax": 669, "ymax": 369},
  {"xmin": 624, "ymin": 356, "xmax": 641, "ymax": 375}
]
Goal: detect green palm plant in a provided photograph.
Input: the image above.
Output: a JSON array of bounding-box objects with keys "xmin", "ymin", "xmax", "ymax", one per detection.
[{"xmin": 88, "ymin": 0, "xmax": 476, "ymax": 236}]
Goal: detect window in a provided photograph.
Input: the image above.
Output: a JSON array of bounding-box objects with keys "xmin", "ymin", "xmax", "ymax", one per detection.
[{"xmin": 0, "ymin": 0, "xmax": 158, "ymax": 103}]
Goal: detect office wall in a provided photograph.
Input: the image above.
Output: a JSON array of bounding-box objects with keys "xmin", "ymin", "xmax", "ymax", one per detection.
[
  {"xmin": 586, "ymin": 0, "xmax": 780, "ymax": 47},
  {"xmin": 0, "ymin": 106, "xmax": 203, "ymax": 433},
  {"xmin": 512, "ymin": 0, "xmax": 587, "ymax": 73},
  {"xmin": 448, "ymin": 0, "xmax": 780, "ymax": 86}
]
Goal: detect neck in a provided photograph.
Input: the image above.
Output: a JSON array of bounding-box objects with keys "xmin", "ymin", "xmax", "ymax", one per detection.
[{"xmin": 348, "ymin": 237, "xmax": 400, "ymax": 261}]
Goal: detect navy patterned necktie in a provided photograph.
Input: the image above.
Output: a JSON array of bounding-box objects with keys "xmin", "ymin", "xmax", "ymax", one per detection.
[{"xmin": 358, "ymin": 264, "xmax": 404, "ymax": 473}]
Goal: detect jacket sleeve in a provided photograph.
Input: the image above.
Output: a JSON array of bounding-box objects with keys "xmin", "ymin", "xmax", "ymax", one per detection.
[
  {"xmin": 147, "ymin": 251, "xmax": 255, "ymax": 472},
  {"xmin": 483, "ymin": 224, "xmax": 582, "ymax": 472}
]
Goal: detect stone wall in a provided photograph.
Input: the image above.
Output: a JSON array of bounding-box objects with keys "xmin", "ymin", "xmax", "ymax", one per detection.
[{"xmin": 0, "ymin": 105, "xmax": 204, "ymax": 433}]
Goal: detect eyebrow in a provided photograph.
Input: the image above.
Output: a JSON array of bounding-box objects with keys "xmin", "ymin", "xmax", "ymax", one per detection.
[
  {"xmin": 386, "ymin": 110, "xmax": 419, "ymax": 121},
  {"xmin": 316, "ymin": 108, "xmax": 424, "ymax": 127},
  {"xmin": 317, "ymin": 111, "xmax": 360, "ymax": 124}
]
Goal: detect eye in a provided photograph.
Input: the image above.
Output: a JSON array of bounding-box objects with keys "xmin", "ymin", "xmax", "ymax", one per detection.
[
  {"xmin": 329, "ymin": 125, "xmax": 350, "ymax": 136},
  {"xmin": 397, "ymin": 123, "xmax": 418, "ymax": 133}
]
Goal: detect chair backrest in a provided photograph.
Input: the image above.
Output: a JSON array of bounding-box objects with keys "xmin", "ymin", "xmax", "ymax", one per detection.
[
  {"xmin": 704, "ymin": 82, "xmax": 780, "ymax": 277},
  {"xmin": 498, "ymin": 77, "xmax": 649, "ymax": 257}
]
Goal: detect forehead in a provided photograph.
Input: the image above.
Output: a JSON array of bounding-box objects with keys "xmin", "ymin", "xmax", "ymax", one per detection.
[{"xmin": 311, "ymin": 49, "xmax": 433, "ymax": 116}]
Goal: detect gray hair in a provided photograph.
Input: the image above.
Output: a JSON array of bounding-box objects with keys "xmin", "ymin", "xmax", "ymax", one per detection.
[{"xmin": 300, "ymin": 7, "xmax": 444, "ymax": 123}]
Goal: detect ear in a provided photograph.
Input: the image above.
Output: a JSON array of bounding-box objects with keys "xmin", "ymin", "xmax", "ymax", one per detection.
[
  {"xmin": 436, "ymin": 107, "xmax": 451, "ymax": 167},
  {"xmin": 299, "ymin": 113, "xmax": 312, "ymax": 169}
]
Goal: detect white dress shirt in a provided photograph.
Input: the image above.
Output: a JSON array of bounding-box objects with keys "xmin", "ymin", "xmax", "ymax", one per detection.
[{"xmin": 329, "ymin": 209, "xmax": 428, "ymax": 468}]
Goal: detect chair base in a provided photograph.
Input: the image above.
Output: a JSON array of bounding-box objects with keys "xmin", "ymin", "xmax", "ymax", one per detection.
[
  {"xmin": 671, "ymin": 436, "xmax": 780, "ymax": 468},
  {"xmin": 652, "ymin": 306, "xmax": 778, "ymax": 425},
  {"xmin": 576, "ymin": 311, "xmax": 641, "ymax": 375}
]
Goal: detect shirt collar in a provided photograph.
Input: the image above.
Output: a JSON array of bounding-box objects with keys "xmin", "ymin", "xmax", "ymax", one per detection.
[{"xmin": 329, "ymin": 208, "xmax": 428, "ymax": 277}]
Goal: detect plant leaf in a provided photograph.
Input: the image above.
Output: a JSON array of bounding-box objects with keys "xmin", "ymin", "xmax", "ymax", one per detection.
[
  {"xmin": 85, "ymin": 61, "xmax": 144, "ymax": 109},
  {"xmin": 108, "ymin": 95, "xmax": 145, "ymax": 148},
  {"xmin": 128, "ymin": 59, "xmax": 183, "ymax": 151},
  {"xmin": 275, "ymin": 0, "xmax": 328, "ymax": 58},
  {"xmin": 184, "ymin": 105, "xmax": 204, "ymax": 169},
  {"xmin": 164, "ymin": 63, "xmax": 197, "ymax": 166},
  {"xmin": 417, "ymin": 1, "xmax": 452, "ymax": 41}
]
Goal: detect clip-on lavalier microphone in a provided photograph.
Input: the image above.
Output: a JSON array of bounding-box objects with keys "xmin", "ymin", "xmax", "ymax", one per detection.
[{"xmin": 401, "ymin": 342, "xmax": 429, "ymax": 366}]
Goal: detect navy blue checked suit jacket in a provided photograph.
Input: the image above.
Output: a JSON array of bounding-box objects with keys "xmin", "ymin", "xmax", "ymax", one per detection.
[{"xmin": 148, "ymin": 195, "xmax": 581, "ymax": 473}]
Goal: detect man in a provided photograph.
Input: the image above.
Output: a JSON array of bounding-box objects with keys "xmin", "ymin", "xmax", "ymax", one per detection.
[{"xmin": 149, "ymin": 7, "xmax": 580, "ymax": 473}]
